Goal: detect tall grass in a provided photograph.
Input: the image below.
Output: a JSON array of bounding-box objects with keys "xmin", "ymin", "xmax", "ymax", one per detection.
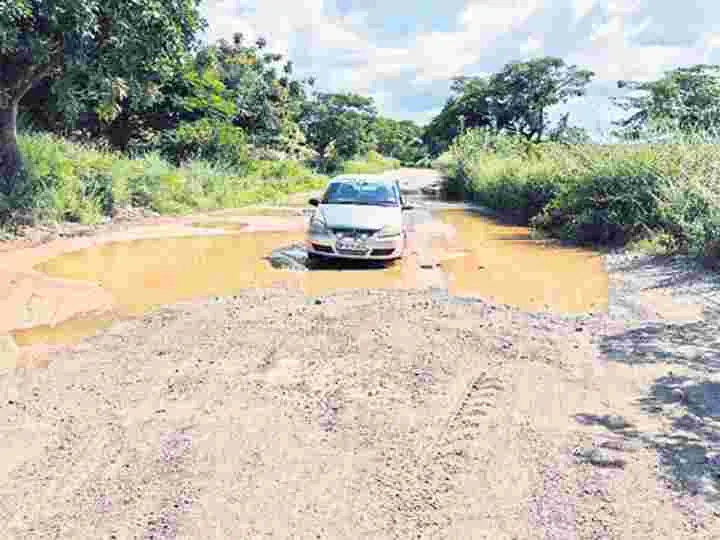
[
  {"xmin": 439, "ymin": 127, "xmax": 720, "ymax": 263},
  {"xmin": 5, "ymin": 132, "xmax": 326, "ymax": 226},
  {"xmin": 340, "ymin": 150, "xmax": 401, "ymax": 175}
]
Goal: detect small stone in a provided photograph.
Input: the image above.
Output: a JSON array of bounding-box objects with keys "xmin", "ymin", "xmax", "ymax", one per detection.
[
  {"xmin": 314, "ymin": 299, "xmax": 323, "ymax": 305},
  {"xmin": 578, "ymin": 447, "xmax": 626, "ymax": 469}
]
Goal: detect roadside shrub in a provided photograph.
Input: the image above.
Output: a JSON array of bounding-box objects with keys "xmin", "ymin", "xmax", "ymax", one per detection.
[
  {"xmin": 159, "ymin": 118, "xmax": 249, "ymax": 168},
  {"xmin": 3, "ymin": 132, "xmax": 327, "ymax": 229},
  {"xmin": 20, "ymin": 133, "xmax": 111, "ymax": 224},
  {"xmin": 441, "ymin": 128, "xmax": 720, "ymax": 260}
]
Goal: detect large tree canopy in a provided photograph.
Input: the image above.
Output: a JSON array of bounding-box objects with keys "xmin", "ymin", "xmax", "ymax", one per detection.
[
  {"xmin": 300, "ymin": 92, "xmax": 377, "ymax": 168},
  {"xmin": 372, "ymin": 117, "xmax": 424, "ymax": 165},
  {"xmin": 424, "ymin": 76, "xmax": 493, "ymax": 155},
  {"xmin": 424, "ymin": 57, "xmax": 594, "ymax": 154},
  {"xmin": 487, "ymin": 57, "xmax": 594, "ymax": 141},
  {"xmin": 0, "ymin": 0, "xmax": 204, "ymax": 189},
  {"xmin": 613, "ymin": 64, "xmax": 720, "ymax": 138}
]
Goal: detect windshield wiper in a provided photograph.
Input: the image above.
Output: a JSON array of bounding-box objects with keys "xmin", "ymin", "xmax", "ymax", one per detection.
[
  {"xmin": 324, "ymin": 200, "xmax": 398, "ymax": 206},
  {"xmin": 324, "ymin": 200, "xmax": 373, "ymax": 205}
]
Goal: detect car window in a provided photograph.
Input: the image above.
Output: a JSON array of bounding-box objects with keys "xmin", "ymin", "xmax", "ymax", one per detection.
[{"xmin": 322, "ymin": 180, "xmax": 399, "ymax": 206}]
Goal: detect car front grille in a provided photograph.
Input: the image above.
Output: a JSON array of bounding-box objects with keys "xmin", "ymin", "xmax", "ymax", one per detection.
[
  {"xmin": 336, "ymin": 248, "xmax": 370, "ymax": 256},
  {"xmin": 330, "ymin": 227, "xmax": 378, "ymax": 238}
]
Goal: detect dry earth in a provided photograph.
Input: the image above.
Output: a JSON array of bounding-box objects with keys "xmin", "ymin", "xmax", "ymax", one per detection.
[{"xmin": 0, "ymin": 169, "xmax": 719, "ymax": 538}]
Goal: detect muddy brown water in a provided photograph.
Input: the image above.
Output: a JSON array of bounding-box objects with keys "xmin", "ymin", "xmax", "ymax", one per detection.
[
  {"xmin": 439, "ymin": 210, "xmax": 609, "ymax": 314},
  {"xmin": 11, "ymin": 210, "xmax": 608, "ymax": 348}
]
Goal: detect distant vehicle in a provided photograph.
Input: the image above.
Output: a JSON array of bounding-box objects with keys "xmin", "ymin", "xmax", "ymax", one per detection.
[{"xmin": 306, "ymin": 175, "xmax": 413, "ymax": 261}]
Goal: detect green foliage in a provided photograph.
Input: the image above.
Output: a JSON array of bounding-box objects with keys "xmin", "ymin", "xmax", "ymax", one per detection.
[
  {"xmin": 441, "ymin": 129, "xmax": 720, "ymax": 259},
  {"xmin": 614, "ymin": 65, "xmax": 720, "ymax": 139},
  {"xmin": 1, "ymin": 0, "xmax": 204, "ymax": 122},
  {"xmin": 372, "ymin": 118, "xmax": 427, "ymax": 165},
  {"xmin": 424, "ymin": 57, "xmax": 594, "ymax": 154},
  {"xmin": 7, "ymin": 132, "xmax": 325, "ymax": 226},
  {"xmin": 159, "ymin": 118, "xmax": 249, "ymax": 167},
  {"xmin": 440, "ymin": 128, "xmax": 529, "ymax": 199},
  {"xmin": 300, "ymin": 92, "xmax": 378, "ymax": 170},
  {"xmin": 181, "ymin": 61, "xmax": 238, "ymax": 120},
  {"xmin": 341, "ymin": 150, "xmax": 401, "ymax": 175}
]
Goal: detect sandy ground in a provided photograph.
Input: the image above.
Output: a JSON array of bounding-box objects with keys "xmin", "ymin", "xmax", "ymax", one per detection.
[{"xmin": 1, "ymin": 169, "xmax": 719, "ymax": 538}]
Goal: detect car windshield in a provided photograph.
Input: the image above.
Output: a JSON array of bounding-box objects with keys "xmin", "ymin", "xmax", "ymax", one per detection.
[{"xmin": 322, "ymin": 180, "xmax": 399, "ymax": 206}]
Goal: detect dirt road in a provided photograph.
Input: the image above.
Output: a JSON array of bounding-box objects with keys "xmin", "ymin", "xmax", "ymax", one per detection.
[{"xmin": 1, "ymin": 169, "xmax": 719, "ymax": 538}]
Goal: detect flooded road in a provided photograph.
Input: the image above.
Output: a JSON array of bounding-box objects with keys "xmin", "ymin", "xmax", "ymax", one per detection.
[
  {"xmin": 438, "ymin": 210, "xmax": 608, "ymax": 314},
  {"xmin": 10, "ymin": 207, "xmax": 608, "ymax": 350}
]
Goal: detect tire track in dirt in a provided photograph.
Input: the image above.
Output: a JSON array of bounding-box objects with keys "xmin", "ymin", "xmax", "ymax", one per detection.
[{"xmin": 369, "ymin": 354, "xmax": 506, "ymax": 538}]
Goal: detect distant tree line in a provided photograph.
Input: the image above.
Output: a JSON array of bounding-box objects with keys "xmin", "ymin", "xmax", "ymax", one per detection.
[{"xmin": 2, "ymin": 1, "xmax": 719, "ymax": 196}]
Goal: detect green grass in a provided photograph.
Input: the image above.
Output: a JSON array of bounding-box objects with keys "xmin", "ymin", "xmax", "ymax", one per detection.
[
  {"xmin": 3, "ymin": 132, "xmax": 327, "ymax": 227},
  {"xmin": 340, "ymin": 150, "xmax": 401, "ymax": 175},
  {"xmin": 439, "ymin": 128, "xmax": 720, "ymax": 263}
]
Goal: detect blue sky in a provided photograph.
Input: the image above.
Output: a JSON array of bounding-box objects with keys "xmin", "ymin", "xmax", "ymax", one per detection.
[{"xmin": 202, "ymin": 1, "xmax": 720, "ymax": 137}]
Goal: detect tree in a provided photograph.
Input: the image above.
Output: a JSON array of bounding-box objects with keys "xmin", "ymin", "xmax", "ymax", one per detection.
[
  {"xmin": 613, "ymin": 64, "xmax": 720, "ymax": 139},
  {"xmin": 486, "ymin": 57, "xmax": 594, "ymax": 142},
  {"xmin": 547, "ymin": 113, "xmax": 592, "ymax": 144},
  {"xmin": 424, "ymin": 57, "xmax": 593, "ymax": 154},
  {"xmin": 127, "ymin": 32, "xmax": 315, "ymax": 158},
  {"xmin": 373, "ymin": 117, "xmax": 425, "ymax": 164},
  {"xmin": 300, "ymin": 92, "xmax": 377, "ymax": 168},
  {"xmin": 212, "ymin": 33, "xmax": 312, "ymax": 150},
  {"xmin": 0, "ymin": 0, "xmax": 204, "ymax": 191},
  {"xmin": 424, "ymin": 76, "xmax": 493, "ymax": 155}
]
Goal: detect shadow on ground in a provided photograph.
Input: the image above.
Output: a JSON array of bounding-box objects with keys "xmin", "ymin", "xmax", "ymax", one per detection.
[
  {"xmin": 600, "ymin": 315, "xmax": 720, "ymax": 372},
  {"xmin": 575, "ymin": 374, "xmax": 720, "ymax": 502},
  {"xmin": 588, "ymin": 285, "xmax": 720, "ymax": 502},
  {"xmin": 609, "ymin": 254, "xmax": 720, "ymax": 300}
]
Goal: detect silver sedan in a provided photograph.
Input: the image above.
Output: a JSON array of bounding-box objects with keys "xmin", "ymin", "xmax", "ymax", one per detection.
[{"xmin": 305, "ymin": 175, "xmax": 413, "ymax": 260}]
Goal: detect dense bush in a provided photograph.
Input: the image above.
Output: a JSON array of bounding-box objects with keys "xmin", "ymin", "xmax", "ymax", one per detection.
[
  {"xmin": 439, "ymin": 128, "xmax": 720, "ymax": 260},
  {"xmin": 6, "ymin": 132, "xmax": 326, "ymax": 226},
  {"xmin": 158, "ymin": 119, "xmax": 250, "ymax": 168}
]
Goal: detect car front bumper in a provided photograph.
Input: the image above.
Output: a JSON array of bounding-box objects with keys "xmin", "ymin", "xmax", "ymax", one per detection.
[{"xmin": 306, "ymin": 232, "xmax": 405, "ymax": 260}]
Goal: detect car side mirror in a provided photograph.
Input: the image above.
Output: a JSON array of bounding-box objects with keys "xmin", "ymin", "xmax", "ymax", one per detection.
[
  {"xmin": 309, "ymin": 198, "xmax": 320, "ymax": 207},
  {"xmin": 402, "ymin": 204, "xmax": 414, "ymax": 211}
]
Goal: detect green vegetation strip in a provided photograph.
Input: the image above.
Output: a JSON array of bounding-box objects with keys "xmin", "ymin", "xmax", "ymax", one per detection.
[
  {"xmin": 438, "ymin": 129, "xmax": 720, "ymax": 263},
  {"xmin": 6, "ymin": 133, "xmax": 327, "ymax": 226}
]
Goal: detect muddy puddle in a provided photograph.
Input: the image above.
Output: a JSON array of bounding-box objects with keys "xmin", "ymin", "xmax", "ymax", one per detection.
[
  {"xmin": 11, "ymin": 209, "xmax": 608, "ymax": 350},
  {"xmin": 438, "ymin": 210, "xmax": 609, "ymax": 314},
  {"xmin": 12, "ymin": 230, "xmax": 405, "ymax": 347}
]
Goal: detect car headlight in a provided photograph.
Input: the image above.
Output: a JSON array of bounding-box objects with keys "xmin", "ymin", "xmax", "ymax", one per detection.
[
  {"xmin": 377, "ymin": 224, "xmax": 402, "ymax": 238},
  {"xmin": 309, "ymin": 215, "xmax": 328, "ymax": 234}
]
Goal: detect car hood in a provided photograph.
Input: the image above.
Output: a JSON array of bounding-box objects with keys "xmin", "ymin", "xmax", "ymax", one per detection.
[{"xmin": 318, "ymin": 204, "xmax": 401, "ymax": 230}]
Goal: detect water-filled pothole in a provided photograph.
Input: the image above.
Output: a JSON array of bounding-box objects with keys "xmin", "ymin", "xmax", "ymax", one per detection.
[
  {"xmin": 11, "ymin": 210, "xmax": 608, "ymax": 349},
  {"xmin": 438, "ymin": 210, "xmax": 609, "ymax": 314},
  {"xmin": 12, "ymin": 230, "xmax": 404, "ymax": 347}
]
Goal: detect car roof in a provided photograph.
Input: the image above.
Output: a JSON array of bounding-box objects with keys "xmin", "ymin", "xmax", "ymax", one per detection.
[{"xmin": 328, "ymin": 175, "xmax": 397, "ymax": 185}]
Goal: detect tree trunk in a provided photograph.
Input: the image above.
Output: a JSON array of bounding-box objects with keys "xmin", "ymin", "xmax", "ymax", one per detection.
[{"xmin": 0, "ymin": 101, "xmax": 22, "ymax": 197}]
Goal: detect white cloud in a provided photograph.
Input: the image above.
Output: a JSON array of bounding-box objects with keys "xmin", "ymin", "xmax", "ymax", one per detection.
[
  {"xmin": 572, "ymin": 0, "xmax": 598, "ymax": 22},
  {"xmin": 201, "ymin": 0, "xmax": 720, "ymax": 130}
]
